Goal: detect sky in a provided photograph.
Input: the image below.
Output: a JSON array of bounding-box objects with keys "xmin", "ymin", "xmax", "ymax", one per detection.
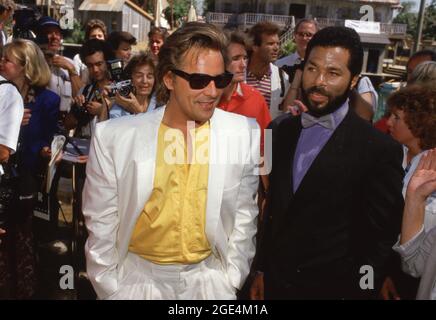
[{"xmin": 405, "ymin": 0, "xmax": 432, "ymax": 12}]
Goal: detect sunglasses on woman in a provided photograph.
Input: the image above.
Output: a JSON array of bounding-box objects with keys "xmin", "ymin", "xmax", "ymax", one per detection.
[{"xmin": 172, "ymin": 69, "xmax": 233, "ymax": 89}]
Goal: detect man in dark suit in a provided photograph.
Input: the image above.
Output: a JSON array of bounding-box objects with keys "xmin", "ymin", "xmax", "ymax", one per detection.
[{"xmin": 250, "ymin": 26, "xmax": 404, "ymax": 299}]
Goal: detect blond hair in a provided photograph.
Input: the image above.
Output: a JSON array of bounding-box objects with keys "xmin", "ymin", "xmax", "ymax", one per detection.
[
  {"xmin": 156, "ymin": 22, "xmax": 226, "ymax": 104},
  {"xmin": 3, "ymin": 39, "xmax": 51, "ymax": 87}
]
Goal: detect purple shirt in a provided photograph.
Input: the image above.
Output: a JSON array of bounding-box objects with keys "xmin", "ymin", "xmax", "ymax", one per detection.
[{"xmin": 293, "ymin": 101, "xmax": 349, "ymax": 192}]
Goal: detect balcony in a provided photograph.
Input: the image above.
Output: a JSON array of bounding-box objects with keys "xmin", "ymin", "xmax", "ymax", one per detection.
[
  {"xmin": 206, "ymin": 12, "xmax": 407, "ymax": 37},
  {"xmin": 206, "ymin": 12, "xmax": 294, "ymax": 30},
  {"xmin": 315, "ymin": 18, "xmax": 407, "ymax": 36}
]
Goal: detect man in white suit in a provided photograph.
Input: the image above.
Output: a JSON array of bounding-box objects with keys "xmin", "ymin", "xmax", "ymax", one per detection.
[{"xmin": 82, "ymin": 22, "xmax": 260, "ymax": 300}]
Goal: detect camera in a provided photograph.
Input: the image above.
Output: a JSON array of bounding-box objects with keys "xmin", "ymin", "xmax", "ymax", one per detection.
[
  {"xmin": 13, "ymin": 6, "xmax": 40, "ymax": 40},
  {"xmin": 106, "ymin": 59, "xmax": 134, "ymax": 98},
  {"xmin": 70, "ymin": 84, "xmax": 100, "ymax": 126}
]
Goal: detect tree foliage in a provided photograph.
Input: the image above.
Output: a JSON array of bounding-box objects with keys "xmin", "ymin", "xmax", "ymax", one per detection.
[
  {"xmin": 394, "ymin": 0, "xmax": 436, "ymax": 40},
  {"xmin": 164, "ymin": 0, "xmax": 191, "ymax": 27}
]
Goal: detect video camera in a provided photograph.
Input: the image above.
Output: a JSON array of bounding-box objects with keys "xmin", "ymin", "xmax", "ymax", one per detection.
[
  {"xmin": 106, "ymin": 59, "xmax": 134, "ymax": 98},
  {"xmin": 12, "ymin": 6, "xmax": 40, "ymax": 40}
]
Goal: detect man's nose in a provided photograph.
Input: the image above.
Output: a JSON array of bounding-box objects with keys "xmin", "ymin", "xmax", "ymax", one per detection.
[
  {"xmin": 204, "ymin": 80, "xmax": 218, "ymax": 97},
  {"xmin": 314, "ymin": 72, "xmax": 327, "ymax": 87}
]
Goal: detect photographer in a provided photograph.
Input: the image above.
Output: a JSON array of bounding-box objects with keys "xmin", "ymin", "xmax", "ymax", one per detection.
[
  {"xmin": 67, "ymin": 39, "xmax": 114, "ymax": 135},
  {"xmin": 110, "ymin": 52, "xmax": 157, "ymax": 118},
  {"xmin": 107, "ymin": 31, "xmax": 136, "ymax": 65}
]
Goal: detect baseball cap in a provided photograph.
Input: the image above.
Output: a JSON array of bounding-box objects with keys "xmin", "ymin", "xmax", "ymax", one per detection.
[{"xmin": 37, "ymin": 16, "xmax": 61, "ymax": 32}]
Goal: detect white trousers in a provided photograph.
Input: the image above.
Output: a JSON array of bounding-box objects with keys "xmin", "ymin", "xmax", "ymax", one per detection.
[{"xmin": 105, "ymin": 252, "xmax": 236, "ymax": 300}]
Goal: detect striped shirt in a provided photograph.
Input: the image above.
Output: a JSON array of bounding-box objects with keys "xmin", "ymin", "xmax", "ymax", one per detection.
[{"xmin": 246, "ymin": 67, "xmax": 272, "ymax": 108}]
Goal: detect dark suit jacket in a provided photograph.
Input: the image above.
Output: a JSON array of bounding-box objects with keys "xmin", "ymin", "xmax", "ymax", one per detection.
[{"xmin": 257, "ymin": 108, "xmax": 404, "ymax": 299}]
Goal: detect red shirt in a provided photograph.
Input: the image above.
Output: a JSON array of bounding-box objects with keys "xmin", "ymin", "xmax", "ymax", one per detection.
[{"xmin": 218, "ymin": 83, "xmax": 272, "ymax": 154}]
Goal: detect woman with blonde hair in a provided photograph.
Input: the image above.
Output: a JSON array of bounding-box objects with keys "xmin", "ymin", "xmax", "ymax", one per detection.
[{"xmin": 0, "ymin": 39, "xmax": 60, "ymax": 299}]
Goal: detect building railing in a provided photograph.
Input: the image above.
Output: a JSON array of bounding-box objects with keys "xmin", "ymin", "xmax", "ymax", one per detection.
[
  {"xmin": 206, "ymin": 12, "xmax": 293, "ymax": 29},
  {"xmin": 206, "ymin": 12, "xmax": 407, "ymax": 36},
  {"xmin": 315, "ymin": 17, "xmax": 407, "ymax": 35}
]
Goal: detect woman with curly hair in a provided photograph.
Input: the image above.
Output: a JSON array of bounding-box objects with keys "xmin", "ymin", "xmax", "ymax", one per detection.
[
  {"xmin": 387, "ymin": 85, "xmax": 436, "ymax": 169},
  {"xmin": 381, "ymin": 84, "xmax": 436, "ymax": 300}
]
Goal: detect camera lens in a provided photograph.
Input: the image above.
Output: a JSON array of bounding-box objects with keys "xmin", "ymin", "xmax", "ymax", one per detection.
[{"xmin": 119, "ymin": 86, "xmax": 131, "ymax": 97}]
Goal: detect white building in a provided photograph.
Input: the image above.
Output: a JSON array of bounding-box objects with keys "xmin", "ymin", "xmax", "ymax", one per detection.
[{"xmin": 213, "ymin": 0, "xmax": 401, "ymax": 23}]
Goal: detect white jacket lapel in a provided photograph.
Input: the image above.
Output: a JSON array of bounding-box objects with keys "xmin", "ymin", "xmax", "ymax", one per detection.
[{"xmin": 205, "ymin": 109, "xmax": 226, "ymax": 248}]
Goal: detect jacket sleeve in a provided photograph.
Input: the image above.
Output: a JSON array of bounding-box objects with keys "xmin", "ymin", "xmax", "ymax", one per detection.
[
  {"xmin": 82, "ymin": 123, "xmax": 120, "ymax": 299},
  {"xmin": 393, "ymin": 226, "xmax": 436, "ymax": 278},
  {"xmin": 363, "ymin": 138, "xmax": 405, "ymax": 293},
  {"xmin": 225, "ymin": 119, "xmax": 260, "ymax": 290}
]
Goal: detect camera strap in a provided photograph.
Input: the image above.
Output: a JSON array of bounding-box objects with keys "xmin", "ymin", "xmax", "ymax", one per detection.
[{"xmin": 0, "ymin": 80, "xmax": 19, "ymax": 91}]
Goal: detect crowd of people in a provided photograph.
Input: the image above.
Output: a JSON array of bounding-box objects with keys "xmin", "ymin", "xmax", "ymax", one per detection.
[{"xmin": 0, "ymin": 0, "xmax": 435, "ymax": 300}]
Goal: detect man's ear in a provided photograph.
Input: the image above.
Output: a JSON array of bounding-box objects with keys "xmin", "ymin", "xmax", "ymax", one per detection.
[
  {"xmin": 350, "ymin": 75, "xmax": 359, "ymax": 90},
  {"xmin": 163, "ymin": 70, "xmax": 174, "ymax": 91}
]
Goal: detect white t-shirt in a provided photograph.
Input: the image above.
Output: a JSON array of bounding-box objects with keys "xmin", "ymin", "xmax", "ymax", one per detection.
[
  {"xmin": 0, "ymin": 75, "xmax": 24, "ymax": 153},
  {"xmin": 357, "ymin": 76, "xmax": 379, "ymax": 113}
]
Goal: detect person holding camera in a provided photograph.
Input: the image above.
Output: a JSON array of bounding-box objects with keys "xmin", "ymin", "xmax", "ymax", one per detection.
[
  {"xmin": 0, "ymin": 39, "xmax": 59, "ymax": 299},
  {"xmin": 67, "ymin": 39, "xmax": 115, "ymax": 136},
  {"xmin": 73, "ymin": 19, "xmax": 108, "ymax": 85},
  {"xmin": 108, "ymin": 31, "xmax": 137, "ymax": 65},
  {"xmin": 110, "ymin": 52, "xmax": 157, "ymax": 118}
]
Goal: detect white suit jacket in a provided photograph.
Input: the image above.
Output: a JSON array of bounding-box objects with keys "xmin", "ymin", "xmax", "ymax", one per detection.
[{"xmin": 82, "ymin": 106, "xmax": 260, "ymax": 299}]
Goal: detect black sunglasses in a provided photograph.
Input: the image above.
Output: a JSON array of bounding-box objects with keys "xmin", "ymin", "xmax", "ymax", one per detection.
[{"xmin": 172, "ymin": 69, "xmax": 233, "ymax": 89}]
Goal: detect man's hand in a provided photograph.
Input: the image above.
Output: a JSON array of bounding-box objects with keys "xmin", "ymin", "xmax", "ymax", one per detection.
[
  {"xmin": 379, "ymin": 276, "xmax": 400, "ymax": 300},
  {"xmin": 22, "ymin": 108, "xmax": 32, "ymax": 126},
  {"xmin": 73, "ymin": 94, "xmax": 86, "ymax": 107},
  {"xmin": 86, "ymin": 100, "xmax": 104, "ymax": 116},
  {"xmin": 250, "ymin": 272, "xmax": 265, "ymax": 300},
  {"xmin": 287, "ymin": 99, "xmax": 308, "ymax": 116},
  {"xmin": 52, "ymin": 55, "xmax": 76, "ymax": 74}
]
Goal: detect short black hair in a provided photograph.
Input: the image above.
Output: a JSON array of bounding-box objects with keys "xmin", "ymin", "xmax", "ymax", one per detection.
[
  {"xmin": 80, "ymin": 39, "xmax": 114, "ymax": 62},
  {"xmin": 107, "ymin": 31, "xmax": 137, "ymax": 51},
  {"xmin": 407, "ymin": 50, "xmax": 436, "ymax": 66},
  {"xmin": 304, "ymin": 26, "xmax": 363, "ymax": 78}
]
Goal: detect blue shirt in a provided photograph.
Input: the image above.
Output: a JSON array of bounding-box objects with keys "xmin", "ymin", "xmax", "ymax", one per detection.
[
  {"xmin": 293, "ymin": 101, "xmax": 349, "ymax": 192},
  {"xmin": 110, "ymin": 95, "xmax": 157, "ymax": 119}
]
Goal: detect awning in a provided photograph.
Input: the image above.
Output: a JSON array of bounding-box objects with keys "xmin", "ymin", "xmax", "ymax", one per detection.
[
  {"xmin": 78, "ymin": 0, "xmax": 125, "ymax": 12},
  {"xmin": 359, "ymin": 33, "xmax": 391, "ymax": 45}
]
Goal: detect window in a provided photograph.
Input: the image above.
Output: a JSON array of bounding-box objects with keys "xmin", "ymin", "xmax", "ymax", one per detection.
[
  {"xmin": 223, "ymin": 2, "xmax": 233, "ymax": 13},
  {"xmin": 311, "ymin": 6, "xmax": 328, "ymax": 18}
]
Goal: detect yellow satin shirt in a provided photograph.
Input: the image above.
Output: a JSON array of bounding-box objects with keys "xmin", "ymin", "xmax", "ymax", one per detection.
[{"xmin": 128, "ymin": 122, "xmax": 211, "ymax": 264}]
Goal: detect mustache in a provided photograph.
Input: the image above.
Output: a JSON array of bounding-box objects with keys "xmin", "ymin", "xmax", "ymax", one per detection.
[{"xmin": 306, "ymin": 86, "xmax": 329, "ymax": 96}]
